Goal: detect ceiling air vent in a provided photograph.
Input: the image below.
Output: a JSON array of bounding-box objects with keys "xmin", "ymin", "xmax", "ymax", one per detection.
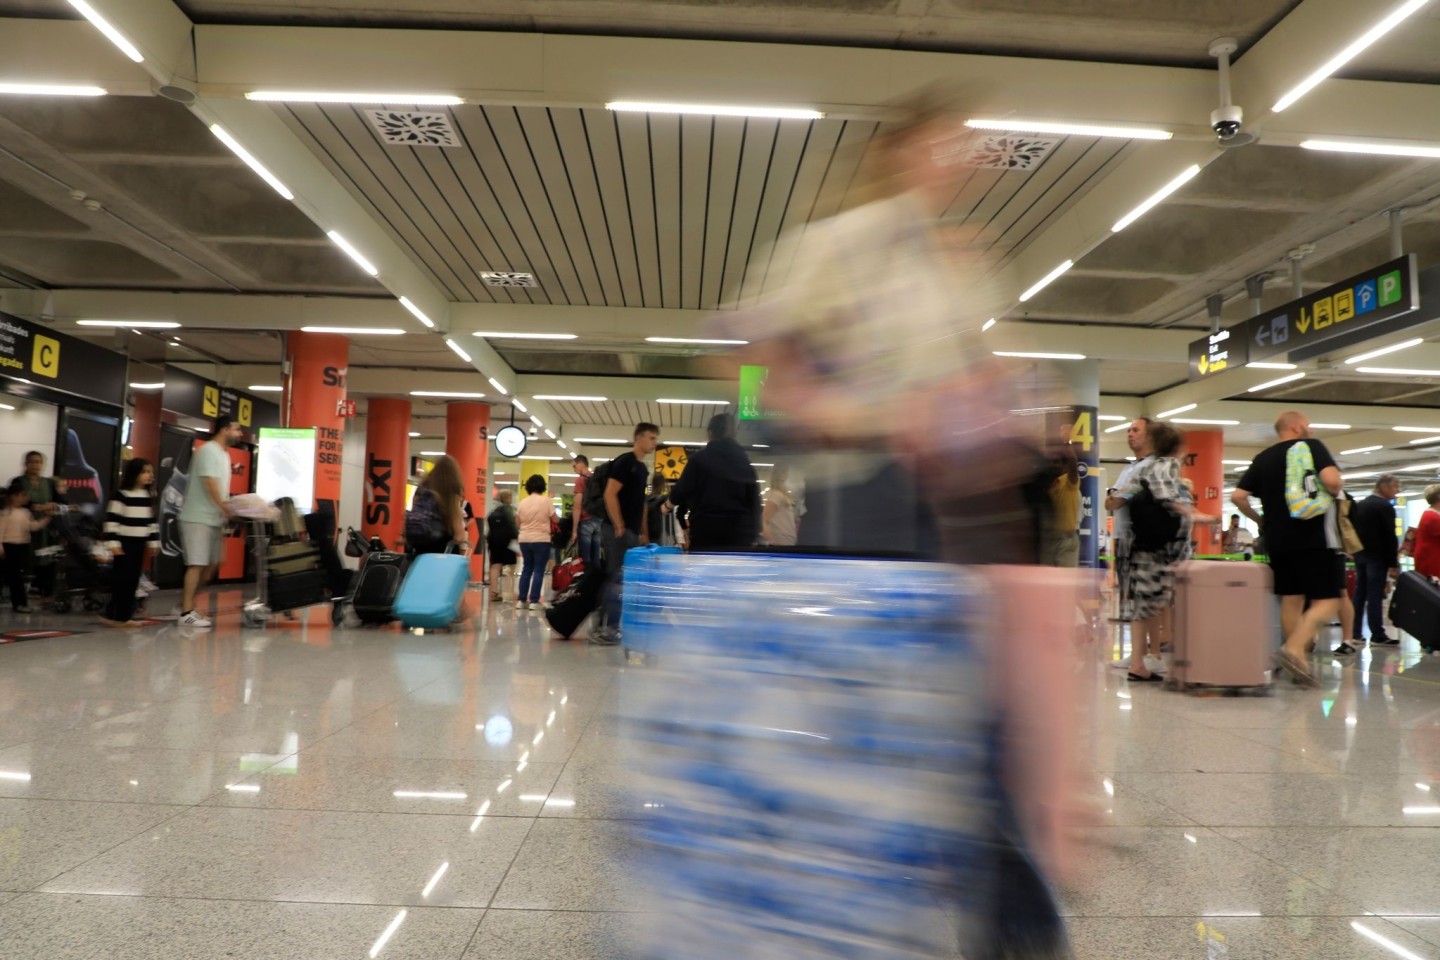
[
  {"xmin": 954, "ymin": 135, "xmax": 1060, "ymax": 171},
  {"xmin": 366, "ymin": 110, "xmax": 460, "ymax": 147},
  {"xmin": 480, "ymin": 271, "xmax": 537, "ymax": 288}
]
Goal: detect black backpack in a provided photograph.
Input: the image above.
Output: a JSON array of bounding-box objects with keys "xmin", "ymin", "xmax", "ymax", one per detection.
[
  {"xmin": 1129, "ymin": 479, "xmax": 1182, "ymax": 551},
  {"xmin": 581, "ymin": 461, "xmax": 613, "ymax": 519}
]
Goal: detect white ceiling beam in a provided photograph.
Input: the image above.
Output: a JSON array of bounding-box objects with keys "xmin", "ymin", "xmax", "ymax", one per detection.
[{"xmin": 0, "ymin": 18, "xmax": 155, "ymax": 95}]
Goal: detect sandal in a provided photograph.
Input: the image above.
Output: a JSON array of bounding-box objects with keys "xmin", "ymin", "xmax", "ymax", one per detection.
[
  {"xmin": 1273, "ymin": 649, "xmax": 1319, "ymax": 688},
  {"xmin": 1126, "ymin": 671, "xmax": 1162, "ymax": 682}
]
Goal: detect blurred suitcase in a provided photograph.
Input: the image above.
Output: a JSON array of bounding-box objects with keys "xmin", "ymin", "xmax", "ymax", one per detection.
[
  {"xmin": 393, "ymin": 552, "xmax": 469, "ymax": 629},
  {"xmin": 352, "ymin": 551, "xmax": 408, "ymax": 624},
  {"xmin": 267, "ymin": 540, "xmax": 321, "ymax": 576},
  {"xmin": 1170, "ymin": 560, "xmax": 1275, "ymax": 692},
  {"xmin": 545, "ymin": 569, "xmax": 602, "ymax": 639},
  {"xmin": 1390, "ymin": 571, "xmax": 1440, "ymax": 652},
  {"xmin": 620, "ymin": 544, "xmax": 683, "ymax": 655}
]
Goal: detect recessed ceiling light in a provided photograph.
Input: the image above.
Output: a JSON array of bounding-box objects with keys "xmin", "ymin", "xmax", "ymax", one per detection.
[
  {"xmin": 993, "ymin": 351, "xmax": 1086, "ymax": 361},
  {"xmin": 326, "ymin": 231, "xmax": 378, "ymax": 276},
  {"xmin": 1221, "ymin": 459, "xmax": 1252, "ymax": 466},
  {"xmin": 981, "ymin": 318, "xmax": 997, "ymax": 332},
  {"xmin": 1104, "ymin": 422, "xmax": 1131, "ymax": 433},
  {"xmin": 444, "ymin": 338, "xmax": 472, "ymax": 363},
  {"xmin": 300, "ymin": 326, "xmax": 405, "ymax": 335},
  {"xmin": 966, "ymin": 118, "xmax": 1173, "ymax": 140},
  {"xmin": 1303, "ymin": 138, "xmax": 1440, "ymax": 160},
  {"xmin": 530, "ymin": 415, "xmax": 543, "ymax": 427},
  {"xmin": 1247, "ymin": 361, "xmax": 1298, "ymax": 370},
  {"xmin": 607, "ymin": 100, "xmax": 823, "ymax": 120},
  {"xmin": 1247, "ymin": 372, "xmax": 1306, "ymax": 392},
  {"xmin": 397, "ymin": 296, "xmax": 436, "ymax": 329},
  {"xmin": 544, "ymin": 429, "xmax": 556, "ymax": 440},
  {"xmin": 246, "ymin": 91, "xmax": 463, "ymax": 105},
  {"xmin": 511, "ymin": 399, "xmax": 528, "ymax": 413},
  {"xmin": 644, "ymin": 337, "xmax": 749, "ymax": 346},
  {"xmin": 1408, "ymin": 435, "xmax": 1440, "ymax": 445},
  {"xmin": 1345, "ymin": 338, "xmax": 1425, "ymax": 364},
  {"xmin": 1017, "ymin": 260, "xmax": 1074, "ymax": 302},
  {"xmin": 67, "ymin": 0, "xmax": 143, "ymax": 62},
  {"xmin": 76, "ymin": 319, "xmax": 179, "ymax": 328},
  {"xmin": 1112, "ymin": 165, "xmax": 1202, "ymax": 233},
  {"xmin": 0, "ymin": 83, "xmax": 107, "ymax": 96},
  {"xmin": 418, "ymin": 450, "xmax": 446, "ymax": 456},
  {"xmin": 1359, "ymin": 366, "xmax": 1440, "ymax": 377},
  {"xmin": 128, "ymin": 382, "xmax": 164, "ymax": 390},
  {"xmin": 1341, "ymin": 445, "xmax": 1384, "ymax": 455},
  {"xmin": 1274, "ymin": 0, "xmax": 1434, "ymax": 112},
  {"xmin": 1098, "ymin": 415, "xmax": 1128, "ymax": 422},
  {"xmin": 209, "ymin": 125, "xmax": 293, "ymax": 200},
  {"xmin": 487, "ymin": 377, "xmax": 507, "ymax": 395},
  {"xmin": 409, "ymin": 432, "xmax": 421, "ymax": 437},
  {"xmin": 1395, "ymin": 426, "xmax": 1440, "ymax": 433},
  {"xmin": 657, "ymin": 398, "xmax": 731, "ymax": 405},
  {"xmin": 0, "ymin": 402, "xmax": 15, "ymax": 411},
  {"xmin": 1308, "ymin": 423, "xmax": 1352, "ymax": 430},
  {"xmin": 248, "ymin": 385, "xmax": 282, "ymax": 393},
  {"xmin": 1171, "ymin": 418, "xmax": 1240, "ymax": 425},
  {"xmin": 1157, "ymin": 404, "xmax": 1197, "ymax": 418},
  {"xmin": 472, "ymin": 332, "xmax": 577, "ymax": 340},
  {"xmin": 411, "ymin": 390, "xmax": 485, "ymax": 398},
  {"xmin": 531, "ymin": 395, "xmax": 608, "ymax": 402},
  {"xmin": 1399, "ymin": 462, "xmax": 1440, "ymax": 472},
  {"xmin": 573, "ymin": 438, "xmax": 629, "ymax": 444}
]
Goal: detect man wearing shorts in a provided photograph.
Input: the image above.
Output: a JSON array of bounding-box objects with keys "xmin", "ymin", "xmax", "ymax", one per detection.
[
  {"xmin": 177, "ymin": 416, "xmax": 241, "ymax": 627},
  {"xmin": 1232, "ymin": 411, "xmax": 1344, "ymax": 687}
]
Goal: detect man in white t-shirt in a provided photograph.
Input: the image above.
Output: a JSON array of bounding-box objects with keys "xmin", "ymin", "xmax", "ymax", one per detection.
[{"xmin": 177, "ymin": 416, "xmax": 242, "ymax": 627}]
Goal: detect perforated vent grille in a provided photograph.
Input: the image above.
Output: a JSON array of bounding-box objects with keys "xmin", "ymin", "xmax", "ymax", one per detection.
[
  {"xmin": 479, "ymin": 271, "xmax": 537, "ymax": 288},
  {"xmin": 366, "ymin": 110, "xmax": 460, "ymax": 147},
  {"xmin": 952, "ymin": 135, "xmax": 1060, "ymax": 171}
]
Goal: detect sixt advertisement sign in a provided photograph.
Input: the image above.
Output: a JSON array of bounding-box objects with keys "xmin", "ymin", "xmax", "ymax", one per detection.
[
  {"xmin": 0, "ymin": 310, "xmax": 127, "ymax": 407},
  {"xmin": 1189, "ymin": 255, "xmax": 1420, "ymax": 380}
]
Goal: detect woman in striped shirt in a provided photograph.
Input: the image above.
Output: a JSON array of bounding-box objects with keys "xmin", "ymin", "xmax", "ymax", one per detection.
[{"xmin": 101, "ymin": 458, "xmax": 158, "ymax": 628}]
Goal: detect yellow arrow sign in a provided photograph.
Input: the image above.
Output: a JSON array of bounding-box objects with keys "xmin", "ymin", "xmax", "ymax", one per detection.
[{"xmin": 1198, "ymin": 354, "xmax": 1210, "ymax": 376}]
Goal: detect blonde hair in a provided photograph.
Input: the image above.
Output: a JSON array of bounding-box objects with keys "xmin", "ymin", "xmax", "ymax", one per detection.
[
  {"xmin": 1425, "ymin": 483, "xmax": 1440, "ymax": 506},
  {"xmin": 844, "ymin": 83, "xmax": 975, "ymax": 209}
]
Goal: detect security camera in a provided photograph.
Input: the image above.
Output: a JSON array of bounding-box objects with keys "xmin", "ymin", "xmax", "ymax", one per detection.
[
  {"xmin": 1211, "ymin": 105, "xmax": 1243, "ymax": 141},
  {"xmin": 528, "ymin": 426, "xmax": 538, "ymax": 438}
]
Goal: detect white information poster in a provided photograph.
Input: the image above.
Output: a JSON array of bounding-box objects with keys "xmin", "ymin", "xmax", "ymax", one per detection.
[{"xmin": 256, "ymin": 426, "xmax": 316, "ymax": 511}]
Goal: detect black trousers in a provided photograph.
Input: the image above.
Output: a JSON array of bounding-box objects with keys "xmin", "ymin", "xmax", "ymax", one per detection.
[
  {"xmin": 686, "ymin": 515, "xmax": 755, "ymax": 553},
  {"xmin": 2, "ymin": 541, "xmax": 31, "ymax": 610},
  {"xmin": 107, "ymin": 538, "xmax": 146, "ymax": 622}
]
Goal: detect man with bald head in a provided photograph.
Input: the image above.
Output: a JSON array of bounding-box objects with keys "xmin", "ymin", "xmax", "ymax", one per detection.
[{"xmin": 1232, "ymin": 410, "xmax": 1344, "ymax": 686}]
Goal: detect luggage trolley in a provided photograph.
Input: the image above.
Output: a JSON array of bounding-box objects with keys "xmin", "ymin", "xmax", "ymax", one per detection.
[{"xmin": 238, "ymin": 500, "xmax": 348, "ymax": 629}]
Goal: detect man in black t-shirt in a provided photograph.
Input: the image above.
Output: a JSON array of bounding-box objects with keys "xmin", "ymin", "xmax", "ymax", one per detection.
[
  {"xmin": 1232, "ymin": 410, "xmax": 1344, "ymax": 686},
  {"xmin": 592, "ymin": 422, "xmax": 659, "ymax": 645}
]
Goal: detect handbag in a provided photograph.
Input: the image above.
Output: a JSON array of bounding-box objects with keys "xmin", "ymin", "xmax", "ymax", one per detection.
[{"xmin": 1337, "ymin": 499, "xmax": 1365, "ymax": 557}]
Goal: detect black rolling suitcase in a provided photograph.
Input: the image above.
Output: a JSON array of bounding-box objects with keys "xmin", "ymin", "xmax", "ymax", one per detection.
[
  {"xmin": 1389, "ymin": 571, "xmax": 1440, "ymax": 652},
  {"xmin": 352, "ymin": 551, "xmax": 409, "ymax": 625},
  {"xmin": 545, "ymin": 569, "xmax": 603, "ymax": 639}
]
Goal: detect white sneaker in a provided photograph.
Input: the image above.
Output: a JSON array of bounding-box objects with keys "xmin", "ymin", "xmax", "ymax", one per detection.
[
  {"xmin": 1143, "ymin": 655, "xmax": 1166, "ymax": 675},
  {"xmin": 179, "ymin": 611, "xmax": 213, "ymax": 628},
  {"xmin": 137, "ymin": 575, "xmax": 155, "ymax": 596}
]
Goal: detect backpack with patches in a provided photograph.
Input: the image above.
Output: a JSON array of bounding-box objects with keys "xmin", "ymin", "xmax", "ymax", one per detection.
[{"xmin": 1284, "ymin": 440, "xmax": 1333, "ymax": 519}]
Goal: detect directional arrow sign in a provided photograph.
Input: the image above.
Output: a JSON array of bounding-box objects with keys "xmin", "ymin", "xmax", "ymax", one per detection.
[
  {"xmin": 1197, "ymin": 354, "xmax": 1210, "ymax": 376},
  {"xmin": 1255, "ymin": 324, "xmax": 1270, "ymax": 348}
]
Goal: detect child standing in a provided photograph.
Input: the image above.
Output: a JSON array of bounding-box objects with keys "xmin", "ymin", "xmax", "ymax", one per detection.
[
  {"xmin": 1, "ymin": 479, "xmax": 49, "ymax": 613},
  {"xmin": 100, "ymin": 458, "xmax": 158, "ymax": 628}
]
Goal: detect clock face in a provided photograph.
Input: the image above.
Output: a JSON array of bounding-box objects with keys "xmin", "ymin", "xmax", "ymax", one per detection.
[{"xmin": 495, "ymin": 425, "xmax": 528, "ymax": 458}]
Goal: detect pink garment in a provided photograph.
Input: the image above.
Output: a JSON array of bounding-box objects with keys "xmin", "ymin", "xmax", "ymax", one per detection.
[
  {"xmin": 1, "ymin": 506, "xmax": 34, "ymax": 545},
  {"xmin": 516, "ymin": 493, "xmax": 554, "ymax": 543}
]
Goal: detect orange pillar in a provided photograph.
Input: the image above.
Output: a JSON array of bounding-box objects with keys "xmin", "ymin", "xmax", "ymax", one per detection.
[
  {"xmin": 446, "ymin": 402, "xmax": 491, "ymax": 579},
  {"xmin": 362, "ymin": 397, "xmax": 411, "ymax": 551},
  {"xmin": 282, "ymin": 331, "xmax": 349, "ymax": 515},
  {"xmin": 1181, "ymin": 429, "xmax": 1224, "ymax": 555},
  {"xmin": 129, "ymin": 389, "xmax": 162, "ymax": 464}
]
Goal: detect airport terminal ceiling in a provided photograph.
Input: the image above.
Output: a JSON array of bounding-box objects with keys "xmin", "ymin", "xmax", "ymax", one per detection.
[{"xmin": 2, "ymin": 0, "xmax": 1440, "ymax": 467}]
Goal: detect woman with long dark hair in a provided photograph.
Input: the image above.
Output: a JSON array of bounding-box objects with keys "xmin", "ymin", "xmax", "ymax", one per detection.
[
  {"xmin": 406, "ymin": 455, "xmax": 471, "ymax": 556},
  {"xmin": 100, "ymin": 457, "xmax": 158, "ymax": 628}
]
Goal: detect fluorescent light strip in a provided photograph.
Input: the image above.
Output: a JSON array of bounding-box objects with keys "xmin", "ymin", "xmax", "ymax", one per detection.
[
  {"xmin": 1408, "ymin": 436, "xmax": 1440, "ymax": 445},
  {"xmin": 473, "ymin": 331, "xmax": 577, "ymax": 340},
  {"xmin": 1157, "ymin": 404, "xmax": 1197, "ymax": 419},
  {"xmin": 76, "ymin": 319, "xmax": 179, "ymax": 329},
  {"xmin": 1248, "ymin": 361, "xmax": 1298, "ymax": 370},
  {"xmin": 128, "ymin": 382, "xmax": 164, "ymax": 390},
  {"xmin": 417, "ymin": 451, "xmax": 445, "ymax": 457},
  {"xmin": 209, "ymin": 125, "xmax": 293, "ymax": 200},
  {"xmin": 445, "ymin": 338, "xmax": 472, "ymax": 363},
  {"xmin": 397, "ymin": 296, "xmax": 435, "ymax": 329},
  {"xmin": 574, "ymin": 438, "xmax": 628, "ymax": 444},
  {"xmin": 544, "ymin": 429, "xmax": 556, "ymax": 440},
  {"xmin": 532, "ymin": 394, "xmax": 608, "ymax": 402},
  {"xmin": 1341, "ymin": 445, "xmax": 1384, "ymax": 455},
  {"xmin": 369, "ymin": 910, "xmax": 408, "ymax": 959},
  {"xmin": 657, "ymin": 398, "xmax": 731, "ymax": 405},
  {"xmin": 966, "ymin": 118, "xmax": 1172, "ymax": 140},
  {"xmin": 1098, "ymin": 415, "xmax": 1128, "ymax": 422},
  {"xmin": 1303, "ymin": 138, "xmax": 1440, "ymax": 160},
  {"xmin": 67, "ymin": 0, "xmax": 143, "ymax": 61},
  {"xmin": 644, "ymin": 336, "xmax": 749, "ymax": 345},
  {"xmin": 981, "ymin": 318, "xmax": 997, "ymax": 332},
  {"xmin": 0, "ymin": 403, "xmax": 15, "ymax": 411},
  {"xmin": 1111, "ymin": 164, "xmax": 1202, "ymax": 232},
  {"xmin": 1017, "ymin": 260, "xmax": 1073, "ymax": 302},
  {"xmin": 993, "ymin": 351, "xmax": 1086, "ymax": 361},
  {"xmin": 1399, "ymin": 463, "xmax": 1440, "ymax": 472},
  {"xmin": 1345, "ymin": 337, "xmax": 1424, "ymax": 365},
  {"xmin": 301, "ymin": 326, "xmax": 405, "ymax": 335},
  {"xmin": 411, "ymin": 390, "xmax": 484, "ymax": 399},
  {"xmin": 420, "ymin": 862, "xmax": 450, "ymax": 898},
  {"xmin": 1394, "ymin": 426, "xmax": 1440, "ymax": 433},
  {"xmin": 409, "ymin": 432, "xmax": 421, "ymax": 438},
  {"xmin": 530, "ymin": 415, "xmax": 543, "ymax": 427},
  {"xmin": 1275, "ymin": 0, "xmax": 1434, "ymax": 112},
  {"xmin": 1349, "ymin": 921, "xmax": 1428, "ymax": 960},
  {"xmin": 0, "ymin": 83, "xmax": 107, "ymax": 96},
  {"xmin": 1308, "ymin": 423, "xmax": 1352, "ymax": 430},
  {"xmin": 1171, "ymin": 418, "xmax": 1241, "ymax": 426},
  {"xmin": 1248, "ymin": 372, "xmax": 1306, "ymax": 392},
  {"xmin": 1357, "ymin": 367, "xmax": 1440, "ymax": 377},
  {"xmin": 1221, "ymin": 459, "xmax": 1252, "ymax": 466},
  {"xmin": 326, "ymin": 231, "xmax": 378, "ymax": 276},
  {"xmin": 487, "ymin": 377, "xmax": 507, "ymax": 394},
  {"xmin": 248, "ymin": 385, "xmax": 282, "ymax": 392},
  {"xmin": 248, "ymin": 91, "xmax": 462, "ymax": 105},
  {"xmin": 1104, "ymin": 422, "xmax": 1131, "ymax": 433},
  {"xmin": 607, "ymin": 100, "xmax": 823, "ymax": 120}
]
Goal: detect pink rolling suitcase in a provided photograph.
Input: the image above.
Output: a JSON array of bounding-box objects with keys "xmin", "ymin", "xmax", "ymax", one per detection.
[{"xmin": 1169, "ymin": 560, "xmax": 1276, "ymax": 693}]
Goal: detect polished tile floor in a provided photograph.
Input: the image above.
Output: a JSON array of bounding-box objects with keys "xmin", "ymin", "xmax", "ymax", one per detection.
[{"xmin": 2, "ymin": 586, "xmax": 1440, "ymax": 959}]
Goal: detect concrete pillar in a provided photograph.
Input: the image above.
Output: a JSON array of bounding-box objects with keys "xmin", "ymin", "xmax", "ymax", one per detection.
[{"xmin": 1058, "ymin": 359, "xmax": 1101, "ymax": 568}]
